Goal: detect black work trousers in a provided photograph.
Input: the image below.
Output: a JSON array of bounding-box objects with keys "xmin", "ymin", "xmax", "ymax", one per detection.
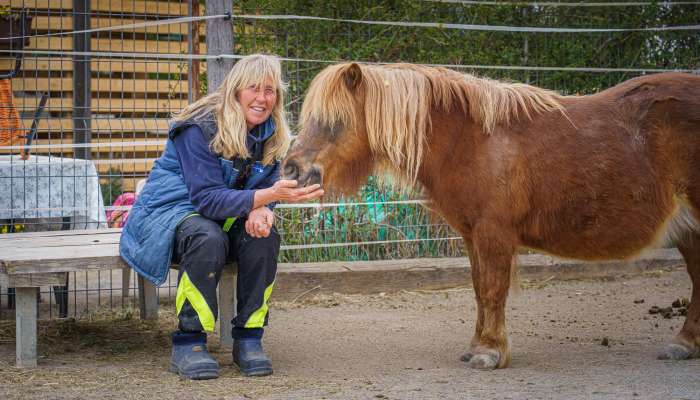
[{"xmin": 172, "ymin": 215, "xmax": 279, "ymax": 334}]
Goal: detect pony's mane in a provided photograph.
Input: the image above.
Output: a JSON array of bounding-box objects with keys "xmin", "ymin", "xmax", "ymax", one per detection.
[{"xmin": 300, "ymin": 63, "xmax": 564, "ymax": 182}]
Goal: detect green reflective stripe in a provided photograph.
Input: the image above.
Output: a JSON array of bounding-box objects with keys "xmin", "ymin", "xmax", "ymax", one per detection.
[
  {"xmin": 245, "ymin": 282, "xmax": 275, "ymax": 328},
  {"xmin": 222, "ymin": 217, "xmax": 236, "ymax": 232},
  {"xmin": 176, "ymin": 271, "xmax": 216, "ymax": 332}
]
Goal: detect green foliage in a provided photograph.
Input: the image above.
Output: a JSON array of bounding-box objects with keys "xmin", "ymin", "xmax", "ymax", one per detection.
[
  {"xmin": 234, "ymin": 0, "xmax": 699, "ymax": 98},
  {"xmin": 100, "ymin": 167, "xmax": 124, "ymax": 207}
]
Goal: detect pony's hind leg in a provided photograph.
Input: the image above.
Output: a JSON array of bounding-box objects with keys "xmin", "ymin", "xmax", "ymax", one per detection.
[
  {"xmin": 659, "ymin": 230, "xmax": 700, "ymax": 360},
  {"xmin": 465, "ymin": 224, "xmax": 517, "ymax": 369},
  {"xmin": 461, "ymin": 241, "xmax": 484, "ymax": 363}
]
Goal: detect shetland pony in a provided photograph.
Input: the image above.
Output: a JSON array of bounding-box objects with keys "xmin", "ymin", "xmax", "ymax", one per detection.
[{"xmin": 283, "ymin": 62, "xmax": 700, "ymax": 369}]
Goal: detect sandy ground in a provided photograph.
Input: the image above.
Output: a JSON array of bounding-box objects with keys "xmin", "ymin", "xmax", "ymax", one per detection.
[{"xmin": 1, "ymin": 269, "xmax": 699, "ymax": 400}]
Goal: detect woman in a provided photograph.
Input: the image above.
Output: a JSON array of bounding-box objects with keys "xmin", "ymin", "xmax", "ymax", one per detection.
[{"xmin": 119, "ymin": 54, "xmax": 323, "ymax": 380}]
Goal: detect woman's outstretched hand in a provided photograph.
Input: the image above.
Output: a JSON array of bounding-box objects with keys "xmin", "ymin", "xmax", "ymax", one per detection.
[
  {"xmin": 253, "ymin": 179, "xmax": 324, "ymax": 208},
  {"xmin": 271, "ymin": 179, "xmax": 324, "ymax": 202}
]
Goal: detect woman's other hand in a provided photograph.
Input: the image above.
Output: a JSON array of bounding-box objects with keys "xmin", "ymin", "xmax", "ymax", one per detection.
[{"xmin": 246, "ymin": 206, "xmax": 275, "ymax": 238}]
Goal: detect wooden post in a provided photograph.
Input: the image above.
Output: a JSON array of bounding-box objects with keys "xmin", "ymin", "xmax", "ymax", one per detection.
[
  {"xmin": 138, "ymin": 275, "xmax": 159, "ymax": 320},
  {"xmin": 15, "ymin": 287, "xmax": 38, "ymax": 368},
  {"xmin": 205, "ymin": 0, "xmax": 236, "ymax": 346},
  {"xmin": 205, "ymin": 0, "xmax": 234, "ymax": 94},
  {"xmin": 121, "ymin": 268, "xmax": 131, "ymax": 298},
  {"xmin": 72, "ymin": 0, "xmax": 91, "ymax": 160},
  {"xmin": 218, "ymin": 265, "xmax": 236, "ymax": 348},
  {"xmin": 188, "ymin": 0, "xmax": 201, "ymax": 103}
]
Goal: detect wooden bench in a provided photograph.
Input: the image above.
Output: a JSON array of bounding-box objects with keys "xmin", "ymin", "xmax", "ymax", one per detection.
[{"xmin": 0, "ymin": 228, "xmax": 237, "ymax": 368}]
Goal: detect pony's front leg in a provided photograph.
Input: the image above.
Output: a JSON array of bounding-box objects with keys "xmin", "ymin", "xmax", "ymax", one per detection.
[
  {"xmin": 461, "ymin": 241, "xmax": 484, "ymax": 363},
  {"xmin": 467, "ymin": 225, "xmax": 516, "ymax": 370}
]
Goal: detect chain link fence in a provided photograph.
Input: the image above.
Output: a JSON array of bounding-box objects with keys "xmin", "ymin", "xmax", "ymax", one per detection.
[{"xmin": 1, "ymin": 0, "xmax": 698, "ymax": 320}]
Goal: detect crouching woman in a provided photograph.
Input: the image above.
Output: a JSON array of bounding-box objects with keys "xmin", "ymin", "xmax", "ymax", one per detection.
[{"xmin": 119, "ymin": 54, "xmax": 323, "ymax": 379}]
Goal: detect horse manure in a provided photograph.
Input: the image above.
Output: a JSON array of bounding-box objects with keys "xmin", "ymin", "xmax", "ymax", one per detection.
[
  {"xmin": 633, "ymin": 299, "xmax": 645, "ymax": 304},
  {"xmin": 600, "ymin": 337, "xmax": 610, "ymax": 347},
  {"xmin": 672, "ymin": 298, "xmax": 689, "ymax": 308},
  {"xmin": 648, "ymin": 306, "xmax": 660, "ymax": 314}
]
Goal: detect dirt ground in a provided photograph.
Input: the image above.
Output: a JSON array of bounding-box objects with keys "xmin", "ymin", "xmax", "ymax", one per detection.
[{"xmin": 1, "ymin": 269, "xmax": 699, "ymax": 400}]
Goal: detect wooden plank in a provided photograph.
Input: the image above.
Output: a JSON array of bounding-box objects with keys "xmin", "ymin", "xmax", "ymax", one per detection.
[
  {"xmin": 9, "ymin": 272, "xmax": 68, "ymax": 287},
  {"xmin": 122, "ymin": 268, "xmax": 132, "ymax": 297},
  {"xmin": 33, "ymin": 15, "xmax": 193, "ymax": 35},
  {"xmin": 10, "ymin": 0, "xmax": 188, "ymax": 16},
  {"xmin": 15, "ymin": 287, "xmax": 38, "ymax": 368},
  {"xmin": 26, "ymin": 140, "xmax": 166, "ymax": 154},
  {"xmin": 15, "ymin": 97, "xmax": 188, "ymax": 112},
  {"xmin": 96, "ymin": 160, "xmax": 155, "ymax": 174},
  {"xmin": 138, "ymin": 275, "xmax": 159, "ymax": 320},
  {"xmin": 16, "ymin": 118, "xmax": 170, "ymax": 135},
  {"xmin": 0, "ymin": 228, "xmax": 120, "ymax": 239},
  {"xmin": 30, "ymin": 37, "xmax": 189, "ymax": 54},
  {"xmin": 0, "ymin": 235, "xmax": 121, "ymax": 249},
  {"xmin": 1, "ymin": 246, "xmax": 128, "ymax": 274},
  {"xmin": 18, "ymin": 118, "xmax": 170, "ymax": 133},
  {"xmin": 218, "ymin": 266, "xmax": 236, "ymax": 348},
  {"xmin": 0, "ymin": 58, "xmax": 193, "ymax": 74},
  {"xmin": 14, "ymin": 77, "xmax": 189, "ymax": 94}
]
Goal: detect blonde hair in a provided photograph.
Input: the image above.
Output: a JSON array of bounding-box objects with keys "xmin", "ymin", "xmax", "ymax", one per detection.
[{"xmin": 173, "ymin": 54, "xmax": 291, "ymax": 164}]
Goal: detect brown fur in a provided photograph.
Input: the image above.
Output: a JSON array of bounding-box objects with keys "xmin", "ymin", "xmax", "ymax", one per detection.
[{"xmin": 284, "ymin": 63, "xmax": 700, "ymax": 369}]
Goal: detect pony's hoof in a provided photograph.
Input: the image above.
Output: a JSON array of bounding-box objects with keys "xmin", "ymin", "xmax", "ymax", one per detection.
[
  {"xmin": 658, "ymin": 343, "xmax": 700, "ymax": 360},
  {"xmin": 460, "ymin": 351, "xmax": 474, "ymax": 362},
  {"xmin": 467, "ymin": 351, "xmax": 500, "ymax": 370}
]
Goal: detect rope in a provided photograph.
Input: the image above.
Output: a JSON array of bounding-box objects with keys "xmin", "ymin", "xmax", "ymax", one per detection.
[
  {"xmin": 0, "ymin": 49, "xmax": 694, "ymax": 73},
  {"xmin": 0, "ymin": 14, "xmax": 227, "ymax": 41},
  {"xmin": 3, "ymin": 10, "xmax": 699, "ymax": 42},
  {"xmin": 1, "ymin": 200, "xmax": 428, "ymax": 213},
  {"xmin": 232, "ymin": 13, "xmax": 700, "ymax": 33},
  {"xmin": 421, "ymin": 0, "xmax": 700, "ymax": 6},
  {"xmin": 0, "ymin": 140, "xmax": 167, "ymax": 151}
]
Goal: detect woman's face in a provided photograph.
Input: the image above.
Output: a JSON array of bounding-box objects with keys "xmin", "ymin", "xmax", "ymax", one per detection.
[{"xmin": 237, "ymin": 77, "xmax": 277, "ymax": 130}]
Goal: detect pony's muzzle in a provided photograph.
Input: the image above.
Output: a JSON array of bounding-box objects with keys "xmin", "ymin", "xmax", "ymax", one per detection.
[
  {"xmin": 304, "ymin": 167, "xmax": 322, "ymax": 187},
  {"xmin": 281, "ymin": 159, "xmax": 322, "ymax": 187}
]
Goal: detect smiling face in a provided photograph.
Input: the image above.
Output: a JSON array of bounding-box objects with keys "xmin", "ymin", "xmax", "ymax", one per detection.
[{"xmin": 237, "ymin": 77, "xmax": 277, "ymax": 130}]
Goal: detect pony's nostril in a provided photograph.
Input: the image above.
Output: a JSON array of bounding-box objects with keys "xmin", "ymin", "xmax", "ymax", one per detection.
[
  {"xmin": 308, "ymin": 168, "xmax": 322, "ymax": 186},
  {"xmin": 283, "ymin": 162, "xmax": 299, "ymax": 180}
]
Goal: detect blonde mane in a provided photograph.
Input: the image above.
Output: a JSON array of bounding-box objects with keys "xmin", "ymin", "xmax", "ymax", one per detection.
[{"xmin": 300, "ymin": 63, "xmax": 564, "ymax": 182}]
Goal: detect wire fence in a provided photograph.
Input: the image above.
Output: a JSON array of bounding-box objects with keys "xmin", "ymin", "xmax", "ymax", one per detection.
[{"xmin": 0, "ymin": 0, "xmax": 698, "ymax": 320}]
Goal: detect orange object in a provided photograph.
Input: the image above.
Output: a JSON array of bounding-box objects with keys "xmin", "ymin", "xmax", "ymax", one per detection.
[{"xmin": 0, "ymin": 79, "xmax": 27, "ymax": 159}]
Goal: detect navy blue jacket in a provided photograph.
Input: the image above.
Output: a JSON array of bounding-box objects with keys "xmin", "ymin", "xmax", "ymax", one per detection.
[
  {"xmin": 172, "ymin": 119, "xmax": 278, "ymax": 219},
  {"xmin": 119, "ymin": 115, "xmax": 280, "ymax": 285}
]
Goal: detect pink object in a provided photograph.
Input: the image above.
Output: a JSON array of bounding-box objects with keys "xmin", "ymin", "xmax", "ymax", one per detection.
[{"xmin": 106, "ymin": 192, "xmax": 136, "ymax": 228}]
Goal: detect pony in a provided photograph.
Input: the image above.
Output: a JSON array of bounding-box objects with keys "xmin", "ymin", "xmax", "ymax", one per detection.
[{"xmin": 282, "ymin": 62, "xmax": 700, "ymax": 369}]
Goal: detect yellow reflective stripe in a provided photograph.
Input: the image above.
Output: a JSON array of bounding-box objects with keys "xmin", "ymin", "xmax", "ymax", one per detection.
[
  {"xmin": 222, "ymin": 217, "xmax": 236, "ymax": 232},
  {"xmin": 175, "ymin": 271, "xmax": 216, "ymax": 332},
  {"xmin": 244, "ymin": 282, "xmax": 275, "ymax": 328},
  {"xmin": 180, "ymin": 212, "xmax": 200, "ymax": 224}
]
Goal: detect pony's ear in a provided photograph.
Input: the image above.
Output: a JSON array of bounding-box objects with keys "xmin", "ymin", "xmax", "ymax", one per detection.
[{"xmin": 343, "ymin": 63, "xmax": 363, "ymax": 91}]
